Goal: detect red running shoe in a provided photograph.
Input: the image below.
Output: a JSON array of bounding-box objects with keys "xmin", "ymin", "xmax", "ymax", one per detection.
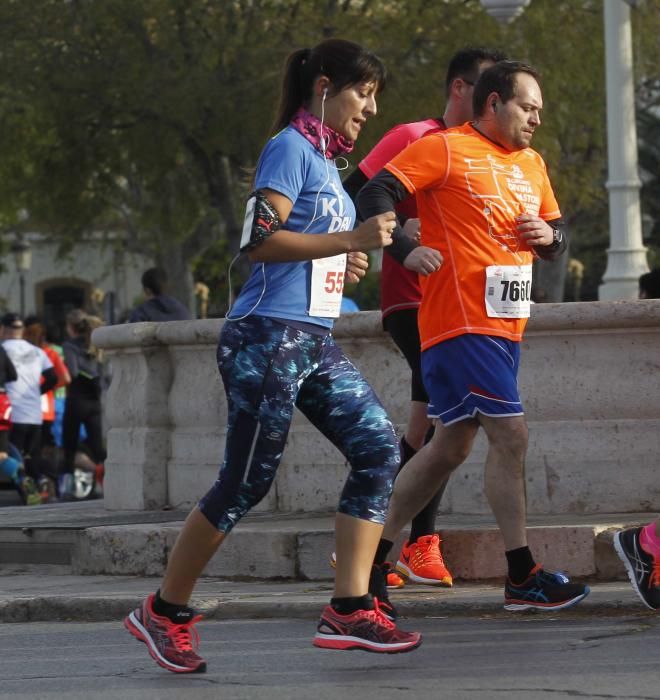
[
  {"xmin": 124, "ymin": 594, "xmax": 206, "ymax": 673},
  {"xmin": 396, "ymin": 534, "xmax": 453, "ymax": 586},
  {"xmin": 312, "ymin": 599, "xmax": 422, "ymax": 654}
]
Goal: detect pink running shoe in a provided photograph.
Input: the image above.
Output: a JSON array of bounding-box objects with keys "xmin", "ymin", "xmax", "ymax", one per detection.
[
  {"xmin": 124, "ymin": 594, "xmax": 206, "ymax": 673},
  {"xmin": 312, "ymin": 599, "xmax": 422, "ymax": 654}
]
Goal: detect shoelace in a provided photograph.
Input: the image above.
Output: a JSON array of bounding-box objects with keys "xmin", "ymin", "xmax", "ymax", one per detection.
[
  {"xmin": 167, "ymin": 615, "xmax": 202, "ymax": 652},
  {"xmin": 372, "ymin": 598, "xmax": 396, "ymax": 630},
  {"xmin": 413, "ymin": 535, "xmax": 443, "ymax": 565}
]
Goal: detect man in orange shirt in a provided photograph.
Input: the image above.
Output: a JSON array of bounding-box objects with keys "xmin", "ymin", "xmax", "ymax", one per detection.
[
  {"xmin": 344, "ymin": 48, "xmax": 506, "ymax": 597},
  {"xmin": 358, "ymin": 61, "xmax": 589, "ymax": 612}
]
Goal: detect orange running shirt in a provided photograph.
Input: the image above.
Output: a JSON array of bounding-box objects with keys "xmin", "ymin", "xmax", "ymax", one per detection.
[{"xmin": 384, "ymin": 123, "xmax": 561, "ymax": 350}]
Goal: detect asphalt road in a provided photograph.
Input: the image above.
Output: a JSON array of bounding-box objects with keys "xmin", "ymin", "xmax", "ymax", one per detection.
[{"xmin": 1, "ymin": 614, "xmax": 658, "ymax": 700}]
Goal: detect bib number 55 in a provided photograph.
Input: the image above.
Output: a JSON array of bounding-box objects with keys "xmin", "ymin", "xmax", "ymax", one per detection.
[{"xmin": 324, "ymin": 271, "xmax": 345, "ymax": 294}]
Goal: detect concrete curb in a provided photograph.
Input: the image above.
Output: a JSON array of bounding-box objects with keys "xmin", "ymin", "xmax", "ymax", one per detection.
[{"xmin": 0, "ymin": 583, "xmax": 648, "ymax": 624}]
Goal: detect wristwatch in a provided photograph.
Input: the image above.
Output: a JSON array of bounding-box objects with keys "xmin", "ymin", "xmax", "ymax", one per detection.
[{"xmin": 551, "ymin": 227, "xmax": 563, "ymax": 246}]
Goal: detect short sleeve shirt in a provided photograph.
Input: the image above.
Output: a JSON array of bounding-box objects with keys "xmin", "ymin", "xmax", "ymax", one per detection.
[
  {"xmin": 2, "ymin": 339, "xmax": 53, "ymax": 424},
  {"xmin": 359, "ymin": 119, "xmax": 445, "ymax": 319},
  {"xmin": 230, "ymin": 127, "xmax": 355, "ymax": 329},
  {"xmin": 384, "ymin": 123, "xmax": 561, "ymax": 349}
]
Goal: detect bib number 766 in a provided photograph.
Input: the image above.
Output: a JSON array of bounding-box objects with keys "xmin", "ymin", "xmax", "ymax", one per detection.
[{"xmin": 500, "ymin": 278, "xmax": 531, "ymax": 302}]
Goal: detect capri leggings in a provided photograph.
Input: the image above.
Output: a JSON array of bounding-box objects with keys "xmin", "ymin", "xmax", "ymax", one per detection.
[{"xmin": 198, "ymin": 315, "xmax": 399, "ymax": 534}]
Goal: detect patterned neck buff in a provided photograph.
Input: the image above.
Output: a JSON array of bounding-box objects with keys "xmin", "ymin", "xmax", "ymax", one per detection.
[{"xmin": 290, "ymin": 107, "xmax": 354, "ymax": 159}]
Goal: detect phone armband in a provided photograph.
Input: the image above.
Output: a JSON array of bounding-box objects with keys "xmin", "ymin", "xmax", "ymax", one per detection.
[{"xmin": 239, "ymin": 190, "xmax": 282, "ymax": 252}]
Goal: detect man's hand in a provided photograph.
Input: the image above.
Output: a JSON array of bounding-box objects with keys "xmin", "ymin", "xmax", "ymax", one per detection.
[
  {"xmin": 345, "ymin": 251, "xmax": 369, "ymax": 284},
  {"xmin": 402, "ymin": 217, "xmax": 421, "ymax": 242},
  {"xmin": 516, "ymin": 214, "xmax": 554, "ymax": 247},
  {"xmin": 403, "ymin": 246, "xmax": 443, "ymax": 276}
]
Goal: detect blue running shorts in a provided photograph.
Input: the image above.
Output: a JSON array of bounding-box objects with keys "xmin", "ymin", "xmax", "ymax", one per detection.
[{"xmin": 422, "ymin": 334, "xmax": 523, "ymax": 426}]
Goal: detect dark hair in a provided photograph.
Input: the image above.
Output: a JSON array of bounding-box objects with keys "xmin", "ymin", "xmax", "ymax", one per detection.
[
  {"xmin": 445, "ymin": 47, "xmax": 508, "ymax": 97},
  {"xmin": 639, "ymin": 269, "xmax": 660, "ymax": 299},
  {"xmin": 270, "ymin": 38, "xmax": 386, "ymax": 134},
  {"xmin": 142, "ymin": 267, "xmax": 168, "ymax": 296},
  {"xmin": 473, "ymin": 60, "xmax": 541, "ymax": 118},
  {"xmin": 23, "ymin": 319, "xmax": 46, "ymax": 348}
]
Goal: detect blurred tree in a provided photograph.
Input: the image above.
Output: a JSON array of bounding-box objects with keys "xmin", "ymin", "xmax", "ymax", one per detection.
[{"xmin": 0, "ymin": 0, "xmax": 658, "ymax": 309}]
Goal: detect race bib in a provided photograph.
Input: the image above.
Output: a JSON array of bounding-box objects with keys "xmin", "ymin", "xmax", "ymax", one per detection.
[
  {"xmin": 485, "ymin": 264, "xmax": 532, "ymax": 318},
  {"xmin": 309, "ymin": 254, "xmax": 347, "ymax": 318}
]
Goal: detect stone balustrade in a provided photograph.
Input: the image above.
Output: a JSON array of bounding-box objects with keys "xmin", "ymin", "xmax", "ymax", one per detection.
[{"xmin": 93, "ymin": 300, "xmax": 660, "ymax": 515}]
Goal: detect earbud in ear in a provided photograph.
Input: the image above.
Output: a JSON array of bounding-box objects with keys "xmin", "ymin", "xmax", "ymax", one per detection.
[
  {"xmin": 322, "ymin": 87, "xmax": 328, "ymax": 99},
  {"xmin": 492, "ymin": 102, "xmax": 497, "ymax": 113}
]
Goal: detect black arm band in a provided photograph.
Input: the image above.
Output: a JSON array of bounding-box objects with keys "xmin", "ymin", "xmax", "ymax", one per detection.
[
  {"xmin": 239, "ymin": 190, "xmax": 282, "ymax": 253},
  {"xmin": 356, "ymin": 169, "xmax": 417, "ymax": 265},
  {"xmin": 533, "ymin": 218, "xmax": 568, "ymax": 261}
]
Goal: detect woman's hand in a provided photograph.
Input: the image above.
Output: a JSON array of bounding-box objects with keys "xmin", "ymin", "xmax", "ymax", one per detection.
[
  {"xmin": 345, "ymin": 251, "xmax": 369, "ymax": 283},
  {"xmin": 343, "ymin": 211, "xmax": 396, "ymax": 252}
]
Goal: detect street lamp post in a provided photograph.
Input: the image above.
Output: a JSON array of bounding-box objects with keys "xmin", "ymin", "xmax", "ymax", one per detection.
[
  {"xmin": 598, "ymin": 0, "xmax": 648, "ymax": 299},
  {"xmin": 10, "ymin": 238, "xmax": 32, "ymax": 317},
  {"xmin": 479, "ymin": 0, "xmax": 530, "ymax": 23}
]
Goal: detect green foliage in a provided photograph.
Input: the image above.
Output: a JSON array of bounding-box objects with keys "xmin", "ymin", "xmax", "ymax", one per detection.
[{"xmin": 0, "ymin": 0, "xmax": 659, "ymax": 305}]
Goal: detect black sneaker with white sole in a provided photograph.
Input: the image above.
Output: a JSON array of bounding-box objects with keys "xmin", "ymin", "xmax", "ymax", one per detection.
[
  {"xmin": 613, "ymin": 527, "xmax": 660, "ymax": 610},
  {"xmin": 504, "ymin": 565, "xmax": 589, "ymax": 611}
]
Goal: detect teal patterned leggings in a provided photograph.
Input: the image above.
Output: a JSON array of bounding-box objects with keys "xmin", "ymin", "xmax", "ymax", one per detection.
[{"xmin": 198, "ymin": 315, "xmax": 399, "ymax": 533}]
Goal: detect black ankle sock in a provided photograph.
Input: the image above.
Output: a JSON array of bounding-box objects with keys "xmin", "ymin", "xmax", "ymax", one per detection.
[
  {"xmin": 330, "ymin": 594, "xmax": 374, "ymax": 615},
  {"xmin": 153, "ymin": 589, "xmax": 195, "ymax": 623},
  {"xmin": 505, "ymin": 547, "xmax": 536, "ymax": 584},
  {"xmin": 374, "ymin": 539, "xmax": 394, "ymax": 567}
]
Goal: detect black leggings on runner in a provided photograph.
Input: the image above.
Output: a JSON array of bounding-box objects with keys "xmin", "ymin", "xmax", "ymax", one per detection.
[{"xmin": 62, "ymin": 394, "xmax": 106, "ymax": 472}]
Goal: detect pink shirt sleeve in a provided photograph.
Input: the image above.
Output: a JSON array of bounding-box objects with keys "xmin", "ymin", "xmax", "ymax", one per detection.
[{"xmin": 359, "ymin": 119, "xmax": 442, "ymax": 179}]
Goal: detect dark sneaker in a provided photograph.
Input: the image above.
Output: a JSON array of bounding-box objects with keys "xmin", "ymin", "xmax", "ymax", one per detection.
[
  {"xmin": 613, "ymin": 527, "xmax": 660, "ymax": 610},
  {"xmin": 124, "ymin": 594, "xmax": 206, "ymax": 673},
  {"xmin": 16, "ymin": 469, "xmax": 42, "ymax": 506},
  {"xmin": 38, "ymin": 476, "xmax": 56, "ymax": 504},
  {"xmin": 504, "ymin": 565, "xmax": 590, "ymax": 611},
  {"xmin": 369, "ymin": 563, "xmax": 398, "ymax": 621},
  {"xmin": 313, "ymin": 600, "xmax": 422, "ymax": 653}
]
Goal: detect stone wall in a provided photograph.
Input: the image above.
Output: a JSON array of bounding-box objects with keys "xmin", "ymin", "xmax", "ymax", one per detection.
[{"xmin": 93, "ymin": 300, "xmax": 660, "ymax": 515}]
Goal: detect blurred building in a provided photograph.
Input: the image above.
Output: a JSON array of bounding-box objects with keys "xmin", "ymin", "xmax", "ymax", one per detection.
[{"xmin": 0, "ymin": 233, "xmax": 151, "ymax": 341}]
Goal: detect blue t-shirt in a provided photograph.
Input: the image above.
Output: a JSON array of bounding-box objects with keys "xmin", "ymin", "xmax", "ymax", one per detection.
[{"xmin": 228, "ymin": 127, "xmax": 355, "ymax": 329}]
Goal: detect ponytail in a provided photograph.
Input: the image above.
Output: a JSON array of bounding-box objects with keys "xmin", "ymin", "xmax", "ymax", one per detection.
[
  {"xmin": 270, "ymin": 48, "xmax": 312, "ymax": 135},
  {"xmin": 270, "ymin": 39, "xmax": 386, "ymax": 136}
]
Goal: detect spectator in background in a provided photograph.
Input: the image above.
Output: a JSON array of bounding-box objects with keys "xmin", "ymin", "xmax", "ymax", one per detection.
[
  {"xmin": 24, "ymin": 316, "xmax": 71, "ymax": 499},
  {"xmin": 61, "ymin": 309, "xmax": 106, "ymax": 500},
  {"xmin": 1, "ymin": 312, "xmax": 57, "ymax": 491},
  {"xmin": 0, "ymin": 342, "xmax": 39, "ymax": 505},
  {"xmin": 129, "ymin": 267, "xmax": 191, "ymax": 322},
  {"xmin": 639, "ymin": 268, "xmax": 660, "ymax": 299}
]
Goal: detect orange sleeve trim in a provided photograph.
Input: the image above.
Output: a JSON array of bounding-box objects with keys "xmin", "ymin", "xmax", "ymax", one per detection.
[{"xmin": 384, "ymin": 163, "xmax": 416, "ymax": 194}]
